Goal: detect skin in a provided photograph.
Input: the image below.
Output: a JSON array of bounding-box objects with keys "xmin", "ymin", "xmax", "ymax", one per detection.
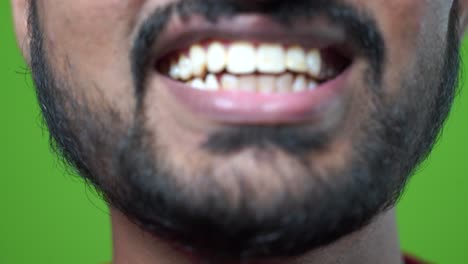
[{"xmin": 11, "ymin": 0, "xmax": 468, "ymax": 263}]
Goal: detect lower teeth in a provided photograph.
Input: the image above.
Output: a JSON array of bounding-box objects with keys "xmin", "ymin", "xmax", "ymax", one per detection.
[{"xmin": 185, "ymin": 73, "xmax": 319, "ymax": 93}]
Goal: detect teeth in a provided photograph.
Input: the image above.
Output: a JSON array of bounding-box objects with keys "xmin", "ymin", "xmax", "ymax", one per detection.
[
  {"xmin": 286, "ymin": 46, "xmax": 307, "ymax": 73},
  {"xmin": 276, "ymin": 73, "xmax": 294, "ymax": 93},
  {"xmin": 308, "ymin": 80, "xmax": 318, "ymax": 90},
  {"xmin": 190, "ymin": 78, "xmax": 206, "ymax": 90},
  {"xmin": 189, "ymin": 45, "xmax": 207, "ymax": 77},
  {"xmin": 227, "ymin": 42, "xmax": 256, "ymax": 74},
  {"xmin": 170, "ymin": 43, "xmax": 323, "ymax": 78},
  {"xmin": 207, "ymin": 42, "xmax": 227, "ymax": 73},
  {"xmin": 292, "ymin": 75, "xmax": 307, "ymax": 92},
  {"xmin": 166, "ymin": 41, "xmax": 331, "ymax": 93},
  {"xmin": 256, "ymin": 44, "xmax": 286, "ymax": 74},
  {"xmin": 169, "ymin": 60, "xmax": 181, "ymax": 79},
  {"xmin": 257, "ymin": 76, "xmax": 276, "ymax": 93},
  {"xmin": 189, "ymin": 73, "xmax": 317, "ymax": 93},
  {"xmin": 238, "ymin": 75, "xmax": 257, "ymax": 92},
  {"xmin": 205, "ymin": 74, "xmax": 220, "ymax": 90},
  {"xmin": 221, "ymin": 74, "xmax": 239, "ymax": 90},
  {"xmin": 178, "ymin": 55, "xmax": 193, "ymax": 81},
  {"xmin": 306, "ymin": 49, "xmax": 322, "ymax": 78}
]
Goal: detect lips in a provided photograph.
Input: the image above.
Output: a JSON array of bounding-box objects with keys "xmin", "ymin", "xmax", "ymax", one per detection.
[{"xmin": 148, "ymin": 15, "xmax": 355, "ymax": 124}]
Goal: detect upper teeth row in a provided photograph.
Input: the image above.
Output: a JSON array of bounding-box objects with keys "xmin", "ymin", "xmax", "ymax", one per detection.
[{"xmin": 167, "ymin": 41, "xmax": 322, "ymax": 81}]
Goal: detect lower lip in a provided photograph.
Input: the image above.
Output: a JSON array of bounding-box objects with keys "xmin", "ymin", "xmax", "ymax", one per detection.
[{"xmin": 161, "ymin": 69, "xmax": 350, "ymax": 124}]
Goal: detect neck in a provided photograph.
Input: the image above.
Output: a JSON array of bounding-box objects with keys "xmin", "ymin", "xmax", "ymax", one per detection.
[{"xmin": 111, "ymin": 208, "xmax": 403, "ymax": 264}]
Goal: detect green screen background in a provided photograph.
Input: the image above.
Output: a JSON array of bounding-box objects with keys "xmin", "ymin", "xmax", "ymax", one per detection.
[{"xmin": 1, "ymin": 2, "xmax": 467, "ymax": 263}]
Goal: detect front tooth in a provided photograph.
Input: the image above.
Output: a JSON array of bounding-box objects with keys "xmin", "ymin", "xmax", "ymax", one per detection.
[
  {"xmin": 205, "ymin": 74, "xmax": 220, "ymax": 90},
  {"xmin": 256, "ymin": 44, "xmax": 286, "ymax": 74},
  {"xmin": 221, "ymin": 74, "xmax": 239, "ymax": 90},
  {"xmin": 286, "ymin": 46, "xmax": 307, "ymax": 73},
  {"xmin": 227, "ymin": 42, "xmax": 256, "ymax": 74},
  {"xmin": 238, "ymin": 75, "xmax": 257, "ymax": 92},
  {"xmin": 276, "ymin": 73, "xmax": 293, "ymax": 93},
  {"xmin": 257, "ymin": 76, "xmax": 276, "ymax": 93},
  {"xmin": 189, "ymin": 45, "xmax": 207, "ymax": 77},
  {"xmin": 292, "ymin": 75, "xmax": 307, "ymax": 92},
  {"xmin": 207, "ymin": 42, "xmax": 227, "ymax": 73},
  {"xmin": 306, "ymin": 49, "xmax": 322, "ymax": 78},
  {"xmin": 190, "ymin": 78, "xmax": 206, "ymax": 90},
  {"xmin": 178, "ymin": 55, "xmax": 193, "ymax": 80}
]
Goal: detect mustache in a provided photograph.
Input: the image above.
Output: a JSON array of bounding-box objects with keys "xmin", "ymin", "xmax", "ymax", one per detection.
[{"xmin": 131, "ymin": 0, "xmax": 385, "ymax": 98}]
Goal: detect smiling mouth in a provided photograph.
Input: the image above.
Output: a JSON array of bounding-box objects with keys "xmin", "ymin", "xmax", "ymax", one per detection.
[
  {"xmin": 158, "ymin": 40, "xmax": 350, "ymax": 93},
  {"xmin": 149, "ymin": 15, "xmax": 356, "ymax": 124}
]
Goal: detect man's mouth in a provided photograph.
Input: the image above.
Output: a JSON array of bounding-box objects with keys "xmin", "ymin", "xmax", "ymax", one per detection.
[
  {"xmin": 148, "ymin": 16, "xmax": 356, "ymax": 124},
  {"xmin": 159, "ymin": 40, "xmax": 349, "ymax": 93}
]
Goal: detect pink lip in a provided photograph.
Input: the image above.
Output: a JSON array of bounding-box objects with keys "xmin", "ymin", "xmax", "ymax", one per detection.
[{"xmin": 162, "ymin": 69, "xmax": 350, "ymax": 124}]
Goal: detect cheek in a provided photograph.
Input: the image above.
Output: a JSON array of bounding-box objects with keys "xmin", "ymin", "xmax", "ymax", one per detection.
[
  {"xmin": 379, "ymin": 1, "xmax": 425, "ymax": 68},
  {"xmin": 364, "ymin": 1, "xmax": 449, "ymax": 96},
  {"xmin": 37, "ymin": 0, "xmax": 149, "ymax": 118}
]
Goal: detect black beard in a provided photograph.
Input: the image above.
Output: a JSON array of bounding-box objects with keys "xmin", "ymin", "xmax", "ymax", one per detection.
[{"xmin": 28, "ymin": 0, "xmax": 461, "ymax": 261}]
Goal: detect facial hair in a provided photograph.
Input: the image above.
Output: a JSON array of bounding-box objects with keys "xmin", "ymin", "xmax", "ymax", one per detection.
[{"xmin": 28, "ymin": 0, "xmax": 461, "ymax": 260}]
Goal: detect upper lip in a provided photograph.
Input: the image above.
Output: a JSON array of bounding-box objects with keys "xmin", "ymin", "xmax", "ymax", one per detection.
[{"xmin": 149, "ymin": 14, "xmax": 354, "ymax": 67}]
